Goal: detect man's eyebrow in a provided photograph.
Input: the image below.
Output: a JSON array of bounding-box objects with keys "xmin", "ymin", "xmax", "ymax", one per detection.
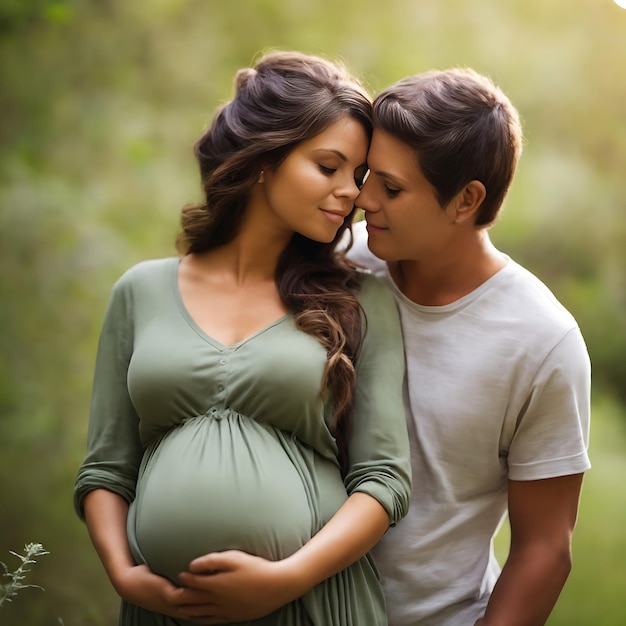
[
  {"xmin": 373, "ymin": 169, "xmax": 407, "ymax": 186},
  {"xmin": 312, "ymin": 148, "xmax": 348, "ymax": 161}
]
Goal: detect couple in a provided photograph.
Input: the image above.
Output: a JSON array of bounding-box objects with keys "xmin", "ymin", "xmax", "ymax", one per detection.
[{"xmin": 74, "ymin": 51, "xmax": 591, "ymax": 626}]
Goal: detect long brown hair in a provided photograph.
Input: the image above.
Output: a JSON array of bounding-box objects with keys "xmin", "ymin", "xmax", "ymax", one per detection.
[{"xmin": 176, "ymin": 51, "xmax": 373, "ymax": 473}]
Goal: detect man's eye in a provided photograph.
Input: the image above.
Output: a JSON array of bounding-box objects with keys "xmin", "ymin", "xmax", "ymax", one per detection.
[
  {"xmin": 385, "ymin": 185, "xmax": 401, "ymax": 198},
  {"xmin": 319, "ymin": 165, "xmax": 336, "ymax": 175}
]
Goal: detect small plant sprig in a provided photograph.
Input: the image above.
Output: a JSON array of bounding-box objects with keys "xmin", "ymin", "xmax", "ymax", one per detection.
[{"xmin": 0, "ymin": 542, "xmax": 49, "ymax": 607}]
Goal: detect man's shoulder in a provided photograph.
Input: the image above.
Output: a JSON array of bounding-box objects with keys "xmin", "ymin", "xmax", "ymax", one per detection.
[{"xmin": 503, "ymin": 258, "xmax": 578, "ymax": 330}]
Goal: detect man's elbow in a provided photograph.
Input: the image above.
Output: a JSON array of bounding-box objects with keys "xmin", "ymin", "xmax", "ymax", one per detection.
[{"xmin": 542, "ymin": 535, "xmax": 574, "ymax": 588}]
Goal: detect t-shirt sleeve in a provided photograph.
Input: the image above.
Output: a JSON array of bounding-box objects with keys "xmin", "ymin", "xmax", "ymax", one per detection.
[
  {"xmin": 73, "ymin": 272, "xmax": 144, "ymax": 520},
  {"xmin": 507, "ymin": 326, "xmax": 591, "ymax": 480},
  {"xmin": 344, "ymin": 274, "xmax": 412, "ymax": 525}
]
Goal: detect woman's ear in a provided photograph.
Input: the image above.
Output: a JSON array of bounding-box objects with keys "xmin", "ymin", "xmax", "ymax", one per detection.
[{"xmin": 447, "ymin": 180, "xmax": 486, "ymax": 224}]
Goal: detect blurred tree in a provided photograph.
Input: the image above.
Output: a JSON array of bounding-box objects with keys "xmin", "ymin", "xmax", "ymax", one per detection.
[{"xmin": 1, "ymin": 0, "xmax": 624, "ymax": 623}]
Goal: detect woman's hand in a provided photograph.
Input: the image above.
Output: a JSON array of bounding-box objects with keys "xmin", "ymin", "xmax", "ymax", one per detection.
[
  {"xmin": 83, "ymin": 490, "xmax": 226, "ymax": 624},
  {"xmin": 178, "ymin": 493, "xmax": 390, "ymax": 622},
  {"xmin": 114, "ymin": 563, "xmax": 226, "ymax": 625},
  {"xmin": 178, "ymin": 550, "xmax": 305, "ymax": 622}
]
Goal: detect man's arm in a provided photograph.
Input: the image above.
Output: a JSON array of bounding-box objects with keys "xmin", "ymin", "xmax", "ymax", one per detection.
[{"xmin": 476, "ymin": 473, "xmax": 584, "ymax": 626}]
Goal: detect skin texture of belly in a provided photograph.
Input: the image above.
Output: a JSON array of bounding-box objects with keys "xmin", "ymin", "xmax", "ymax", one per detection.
[{"xmin": 127, "ymin": 412, "xmax": 324, "ymax": 583}]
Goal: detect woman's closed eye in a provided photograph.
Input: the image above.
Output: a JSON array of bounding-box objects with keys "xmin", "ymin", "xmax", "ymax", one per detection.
[{"xmin": 318, "ymin": 164, "xmax": 337, "ymax": 175}]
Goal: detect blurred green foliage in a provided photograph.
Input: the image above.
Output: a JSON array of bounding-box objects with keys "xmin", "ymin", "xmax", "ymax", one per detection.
[{"xmin": 1, "ymin": 0, "xmax": 624, "ymax": 624}]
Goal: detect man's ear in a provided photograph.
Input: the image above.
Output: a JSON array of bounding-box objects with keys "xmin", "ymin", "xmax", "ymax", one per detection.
[{"xmin": 446, "ymin": 180, "xmax": 486, "ymax": 224}]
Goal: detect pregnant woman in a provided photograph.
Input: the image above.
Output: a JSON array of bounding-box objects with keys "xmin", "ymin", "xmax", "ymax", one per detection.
[{"xmin": 74, "ymin": 50, "xmax": 411, "ymax": 626}]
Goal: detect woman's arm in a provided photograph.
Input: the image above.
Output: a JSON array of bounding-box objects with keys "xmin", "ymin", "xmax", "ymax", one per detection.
[
  {"xmin": 178, "ymin": 492, "xmax": 390, "ymax": 621},
  {"xmin": 84, "ymin": 489, "xmax": 219, "ymax": 624},
  {"xmin": 77, "ymin": 269, "xmax": 231, "ymax": 623}
]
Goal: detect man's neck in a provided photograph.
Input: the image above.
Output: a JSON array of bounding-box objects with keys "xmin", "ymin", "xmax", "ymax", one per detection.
[{"xmin": 388, "ymin": 233, "xmax": 506, "ymax": 306}]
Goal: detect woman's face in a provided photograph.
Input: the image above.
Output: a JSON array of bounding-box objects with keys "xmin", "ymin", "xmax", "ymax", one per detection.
[
  {"xmin": 260, "ymin": 116, "xmax": 369, "ymax": 243},
  {"xmin": 356, "ymin": 128, "xmax": 455, "ymax": 262}
]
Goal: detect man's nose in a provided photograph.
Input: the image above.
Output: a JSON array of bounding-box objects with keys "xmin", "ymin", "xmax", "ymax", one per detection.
[{"xmin": 356, "ymin": 177, "xmax": 380, "ymax": 213}]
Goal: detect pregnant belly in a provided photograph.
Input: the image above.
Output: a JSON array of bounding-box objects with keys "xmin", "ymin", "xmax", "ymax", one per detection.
[{"xmin": 128, "ymin": 411, "xmax": 317, "ymax": 583}]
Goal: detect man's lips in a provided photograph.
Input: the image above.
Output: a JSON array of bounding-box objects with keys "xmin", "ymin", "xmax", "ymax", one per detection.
[{"xmin": 365, "ymin": 220, "xmax": 387, "ymax": 231}]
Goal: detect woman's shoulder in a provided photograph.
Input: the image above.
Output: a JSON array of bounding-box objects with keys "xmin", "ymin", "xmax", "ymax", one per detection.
[
  {"xmin": 114, "ymin": 256, "xmax": 179, "ymax": 290},
  {"xmin": 352, "ymin": 271, "xmax": 404, "ymax": 358},
  {"xmin": 354, "ymin": 271, "xmax": 398, "ymax": 316}
]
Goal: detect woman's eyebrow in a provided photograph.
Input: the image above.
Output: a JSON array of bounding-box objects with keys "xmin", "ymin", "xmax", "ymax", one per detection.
[{"xmin": 312, "ymin": 148, "xmax": 348, "ymax": 161}]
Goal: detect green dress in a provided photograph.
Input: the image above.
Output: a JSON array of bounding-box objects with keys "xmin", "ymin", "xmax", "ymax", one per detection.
[{"xmin": 74, "ymin": 257, "xmax": 411, "ymax": 626}]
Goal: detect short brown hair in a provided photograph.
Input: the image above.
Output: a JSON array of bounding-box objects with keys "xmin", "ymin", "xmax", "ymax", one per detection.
[{"xmin": 374, "ymin": 68, "xmax": 523, "ymax": 226}]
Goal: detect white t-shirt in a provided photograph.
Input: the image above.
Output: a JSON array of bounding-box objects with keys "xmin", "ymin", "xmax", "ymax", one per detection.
[{"xmin": 347, "ymin": 221, "xmax": 591, "ymax": 626}]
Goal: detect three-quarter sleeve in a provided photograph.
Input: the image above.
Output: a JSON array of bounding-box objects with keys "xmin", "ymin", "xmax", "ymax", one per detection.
[
  {"xmin": 73, "ymin": 273, "xmax": 144, "ymax": 520},
  {"xmin": 344, "ymin": 274, "xmax": 412, "ymax": 525}
]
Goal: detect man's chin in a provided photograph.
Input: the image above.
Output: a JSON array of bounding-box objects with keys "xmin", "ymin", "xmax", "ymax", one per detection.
[{"xmin": 366, "ymin": 239, "xmax": 393, "ymax": 261}]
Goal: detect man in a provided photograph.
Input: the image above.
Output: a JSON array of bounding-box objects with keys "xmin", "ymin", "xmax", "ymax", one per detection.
[{"xmin": 346, "ymin": 68, "xmax": 591, "ymax": 625}]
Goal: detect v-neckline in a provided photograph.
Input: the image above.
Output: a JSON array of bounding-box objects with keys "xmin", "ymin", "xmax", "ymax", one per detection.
[{"xmin": 170, "ymin": 257, "xmax": 292, "ymax": 351}]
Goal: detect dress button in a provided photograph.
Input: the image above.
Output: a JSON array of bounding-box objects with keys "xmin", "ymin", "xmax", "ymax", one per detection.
[
  {"xmin": 219, "ymin": 358, "xmax": 228, "ymax": 365},
  {"xmin": 217, "ymin": 384, "xmax": 225, "ymax": 391}
]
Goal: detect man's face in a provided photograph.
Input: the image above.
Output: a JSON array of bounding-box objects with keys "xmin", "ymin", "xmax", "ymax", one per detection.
[{"xmin": 357, "ymin": 128, "xmax": 455, "ymax": 262}]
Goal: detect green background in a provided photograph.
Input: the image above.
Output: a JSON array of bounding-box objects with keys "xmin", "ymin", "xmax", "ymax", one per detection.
[{"xmin": 1, "ymin": 0, "xmax": 625, "ymax": 624}]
